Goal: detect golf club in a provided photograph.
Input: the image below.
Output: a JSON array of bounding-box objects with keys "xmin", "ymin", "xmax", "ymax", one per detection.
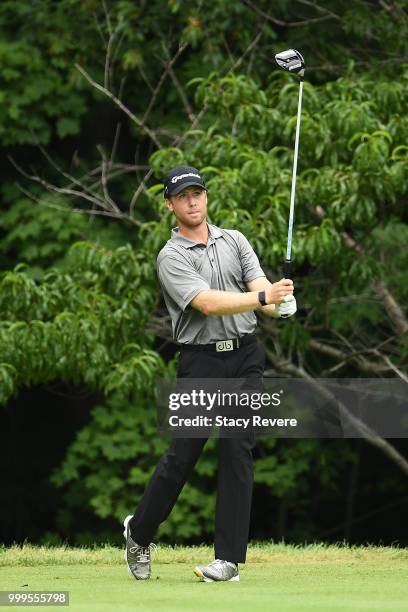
[{"xmin": 275, "ymin": 49, "xmax": 305, "ymax": 279}]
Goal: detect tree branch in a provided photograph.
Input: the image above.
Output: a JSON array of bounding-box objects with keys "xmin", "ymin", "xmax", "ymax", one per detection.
[
  {"xmin": 141, "ymin": 42, "xmax": 188, "ymax": 126},
  {"xmin": 75, "ymin": 63, "xmax": 162, "ymax": 148},
  {"xmin": 313, "ymin": 205, "xmax": 408, "ymax": 335},
  {"xmin": 310, "ymin": 338, "xmax": 392, "ymax": 374},
  {"xmin": 242, "ymin": 0, "xmax": 338, "ymax": 26},
  {"xmin": 162, "ymin": 42, "xmax": 196, "ymax": 123},
  {"xmin": 9, "ymin": 156, "xmax": 111, "ymax": 211},
  {"xmin": 264, "ymin": 348, "xmax": 408, "ymax": 477},
  {"xmin": 96, "ymin": 144, "xmax": 121, "ymax": 214},
  {"xmin": 15, "ymin": 184, "xmax": 139, "ymax": 224}
]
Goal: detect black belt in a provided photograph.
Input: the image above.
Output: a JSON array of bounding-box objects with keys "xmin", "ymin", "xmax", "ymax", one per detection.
[{"xmin": 178, "ymin": 334, "xmax": 257, "ymax": 352}]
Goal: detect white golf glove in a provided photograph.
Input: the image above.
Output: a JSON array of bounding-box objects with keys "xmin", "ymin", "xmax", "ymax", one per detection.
[{"xmin": 277, "ymin": 294, "xmax": 297, "ymax": 318}]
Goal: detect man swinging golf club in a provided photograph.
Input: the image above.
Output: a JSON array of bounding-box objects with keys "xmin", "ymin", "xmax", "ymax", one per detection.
[{"xmin": 123, "ymin": 49, "xmax": 303, "ymax": 583}]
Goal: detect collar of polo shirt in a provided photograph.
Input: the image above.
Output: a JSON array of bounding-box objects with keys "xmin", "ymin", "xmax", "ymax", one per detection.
[{"xmin": 171, "ymin": 223, "xmax": 223, "ymax": 247}]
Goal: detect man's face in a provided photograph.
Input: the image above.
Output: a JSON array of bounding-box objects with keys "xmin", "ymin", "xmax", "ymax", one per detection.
[{"xmin": 166, "ymin": 186, "xmax": 207, "ymax": 227}]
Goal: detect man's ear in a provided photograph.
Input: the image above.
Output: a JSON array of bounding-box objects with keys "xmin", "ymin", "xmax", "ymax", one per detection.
[{"xmin": 165, "ymin": 198, "xmax": 173, "ymax": 212}]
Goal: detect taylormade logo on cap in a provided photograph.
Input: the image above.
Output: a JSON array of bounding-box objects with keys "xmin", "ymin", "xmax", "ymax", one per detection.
[
  {"xmin": 164, "ymin": 165, "xmax": 207, "ymax": 198},
  {"xmin": 171, "ymin": 172, "xmax": 201, "ymax": 184}
]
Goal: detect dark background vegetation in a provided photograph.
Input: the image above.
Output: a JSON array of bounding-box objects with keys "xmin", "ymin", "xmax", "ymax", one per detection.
[{"xmin": 0, "ymin": 0, "xmax": 407, "ymax": 547}]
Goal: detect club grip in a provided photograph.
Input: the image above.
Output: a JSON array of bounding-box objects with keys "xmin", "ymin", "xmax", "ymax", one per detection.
[{"xmin": 282, "ymin": 259, "xmax": 292, "ymax": 278}]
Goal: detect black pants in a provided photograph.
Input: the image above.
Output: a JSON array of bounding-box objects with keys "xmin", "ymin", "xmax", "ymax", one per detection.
[{"xmin": 129, "ymin": 337, "xmax": 265, "ymax": 563}]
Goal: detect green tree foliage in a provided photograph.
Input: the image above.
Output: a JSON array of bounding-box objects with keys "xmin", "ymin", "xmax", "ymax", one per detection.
[
  {"xmin": 0, "ymin": 241, "xmax": 162, "ymax": 401},
  {"xmin": 0, "ymin": 198, "xmax": 90, "ymax": 270},
  {"xmin": 150, "ymin": 70, "xmax": 408, "ymax": 336},
  {"xmin": 0, "ymin": 0, "xmax": 406, "ymax": 148},
  {"xmin": 2, "ymin": 67, "xmax": 408, "ymax": 542},
  {"xmin": 1, "ymin": 2, "xmax": 408, "ymax": 543}
]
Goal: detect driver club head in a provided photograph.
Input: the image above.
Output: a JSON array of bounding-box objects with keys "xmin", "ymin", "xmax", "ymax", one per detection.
[{"xmin": 275, "ymin": 49, "xmax": 305, "ymax": 77}]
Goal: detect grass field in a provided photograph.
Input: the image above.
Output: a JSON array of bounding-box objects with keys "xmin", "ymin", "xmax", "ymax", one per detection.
[{"xmin": 1, "ymin": 543, "xmax": 407, "ymax": 611}]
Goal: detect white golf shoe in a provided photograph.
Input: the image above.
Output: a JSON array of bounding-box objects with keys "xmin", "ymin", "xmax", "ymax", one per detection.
[
  {"xmin": 123, "ymin": 515, "xmax": 157, "ymax": 580},
  {"xmin": 193, "ymin": 559, "xmax": 240, "ymax": 582}
]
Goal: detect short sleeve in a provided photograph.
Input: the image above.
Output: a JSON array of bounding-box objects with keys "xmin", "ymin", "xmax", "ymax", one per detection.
[
  {"xmin": 157, "ymin": 254, "xmax": 210, "ymax": 312},
  {"xmin": 236, "ymin": 232, "xmax": 266, "ymax": 282}
]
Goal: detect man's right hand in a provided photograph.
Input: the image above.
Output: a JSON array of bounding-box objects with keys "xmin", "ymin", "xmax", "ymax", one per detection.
[{"xmin": 265, "ymin": 278, "xmax": 294, "ymax": 305}]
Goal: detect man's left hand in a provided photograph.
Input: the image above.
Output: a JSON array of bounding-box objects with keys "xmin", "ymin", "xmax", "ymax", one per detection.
[{"xmin": 277, "ymin": 295, "xmax": 297, "ymax": 318}]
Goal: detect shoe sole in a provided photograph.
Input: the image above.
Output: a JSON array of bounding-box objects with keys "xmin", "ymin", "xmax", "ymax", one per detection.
[
  {"xmin": 193, "ymin": 566, "xmax": 240, "ymax": 582},
  {"xmin": 123, "ymin": 515, "xmax": 132, "ymax": 540},
  {"xmin": 123, "ymin": 516, "xmax": 133, "ymax": 577},
  {"xmin": 123, "ymin": 515, "xmax": 150, "ymax": 580}
]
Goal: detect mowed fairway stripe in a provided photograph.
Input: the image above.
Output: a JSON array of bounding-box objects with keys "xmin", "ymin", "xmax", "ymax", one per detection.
[{"xmin": 1, "ymin": 561, "xmax": 408, "ymax": 612}]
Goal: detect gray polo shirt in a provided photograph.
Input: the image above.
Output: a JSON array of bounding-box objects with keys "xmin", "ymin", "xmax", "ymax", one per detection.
[{"xmin": 156, "ymin": 223, "xmax": 265, "ymax": 344}]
